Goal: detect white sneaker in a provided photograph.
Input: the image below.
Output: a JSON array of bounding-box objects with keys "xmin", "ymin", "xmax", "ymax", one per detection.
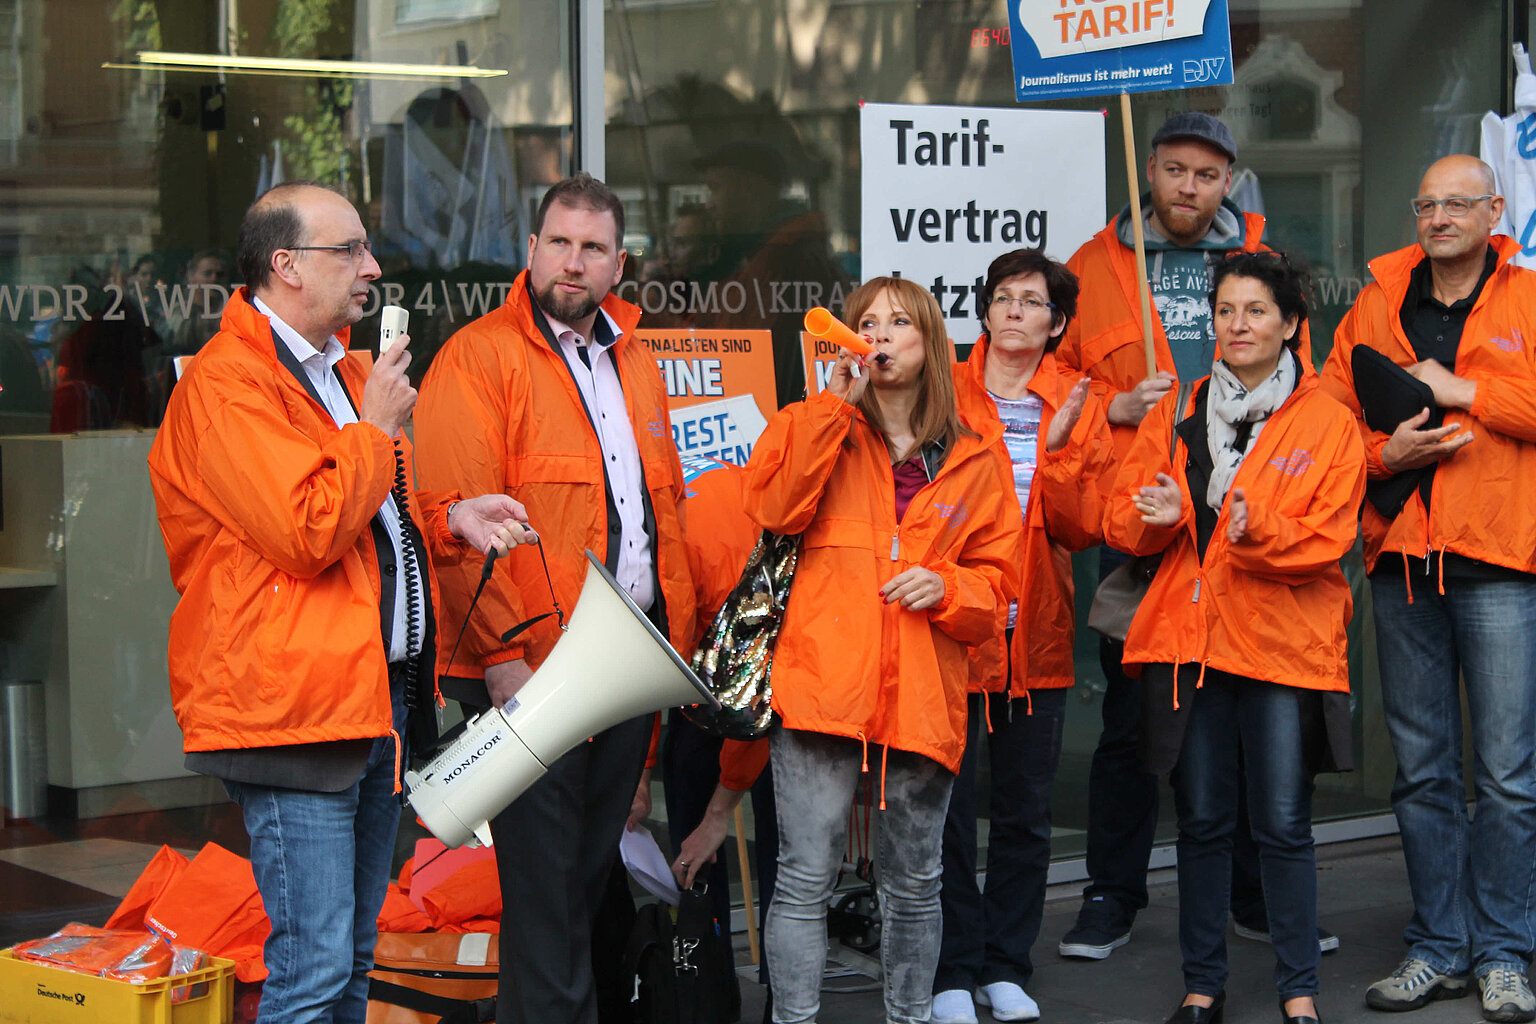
[
  {"xmin": 931, "ymin": 988, "xmax": 979, "ymax": 1024},
  {"xmin": 975, "ymin": 981, "xmax": 1041, "ymax": 1022}
]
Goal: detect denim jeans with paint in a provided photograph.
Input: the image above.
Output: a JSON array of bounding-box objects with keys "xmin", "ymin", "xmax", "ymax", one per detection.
[{"xmin": 765, "ymin": 728, "xmax": 953, "ymax": 1024}]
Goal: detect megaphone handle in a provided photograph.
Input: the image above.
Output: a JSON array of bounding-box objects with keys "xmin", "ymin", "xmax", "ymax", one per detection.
[{"xmin": 535, "ymin": 538, "xmax": 568, "ymax": 630}]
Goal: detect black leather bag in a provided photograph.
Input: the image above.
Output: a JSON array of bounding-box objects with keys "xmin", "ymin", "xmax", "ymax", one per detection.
[
  {"xmin": 625, "ymin": 886, "xmax": 741, "ymax": 1024},
  {"xmin": 1351, "ymin": 345, "xmax": 1442, "ymax": 519}
]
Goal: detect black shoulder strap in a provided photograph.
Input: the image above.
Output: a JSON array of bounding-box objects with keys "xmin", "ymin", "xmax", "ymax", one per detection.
[{"xmin": 367, "ymin": 978, "xmax": 494, "ymax": 1023}]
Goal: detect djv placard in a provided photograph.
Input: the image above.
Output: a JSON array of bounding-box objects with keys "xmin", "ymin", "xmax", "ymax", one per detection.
[{"xmin": 1008, "ymin": 0, "xmax": 1233, "ymax": 102}]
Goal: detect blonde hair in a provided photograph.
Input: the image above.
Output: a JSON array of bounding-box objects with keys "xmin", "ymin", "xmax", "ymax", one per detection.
[{"xmin": 842, "ymin": 277, "xmax": 973, "ymax": 460}]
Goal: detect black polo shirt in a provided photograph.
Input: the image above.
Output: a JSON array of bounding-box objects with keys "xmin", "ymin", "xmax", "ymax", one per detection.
[
  {"xmin": 1399, "ymin": 246, "xmax": 1497, "ymax": 368},
  {"xmin": 1382, "ymin": 245, "xmax": 1528, "ymax": 583}
]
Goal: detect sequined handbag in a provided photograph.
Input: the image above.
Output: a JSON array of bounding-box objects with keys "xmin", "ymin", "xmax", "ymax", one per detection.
[{"xmin": 683, "ymin": 530, "xmax": 801, "ymax": 740}]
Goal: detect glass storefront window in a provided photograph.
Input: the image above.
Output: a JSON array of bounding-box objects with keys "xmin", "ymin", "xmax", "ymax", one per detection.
[
  {"xmin": 0, "ymin": 0, "xmax": 574, "ymax": 825},
  {"xmin": 0, "ymin": 0, "xmax": 1522, "ymax": 890},
  {"xmin": 0, "ymin": 0, "xmax": 575, "ymax": 436}
]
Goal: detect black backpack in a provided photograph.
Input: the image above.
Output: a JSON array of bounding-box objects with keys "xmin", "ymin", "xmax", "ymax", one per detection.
[{"xmin": 624, "ymin": 887, "xmax": 741, "ymax": 1024}]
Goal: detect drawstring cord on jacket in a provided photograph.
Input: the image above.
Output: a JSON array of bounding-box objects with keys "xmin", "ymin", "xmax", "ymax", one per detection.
[
  {"xmin": 1401, "ymin": 546, "xmax": 1414, "ymax": 605},
  {"xmin": 390, "ymin": 729, "xmax": 403, "ymax": 795},
  {"xmin": 1436, "ymin": 543, "xmax": 1447, "ymax": 596}
]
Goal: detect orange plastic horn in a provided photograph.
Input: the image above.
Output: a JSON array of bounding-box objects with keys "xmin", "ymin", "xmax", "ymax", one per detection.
[{"xmin": 803, "ymin": 307, "xmax": 874, "ymax": 356}]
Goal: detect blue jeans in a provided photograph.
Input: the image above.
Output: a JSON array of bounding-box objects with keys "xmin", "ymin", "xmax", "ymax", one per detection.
[
  {"xmin": 766, "ymin": 728, "xmax": 953, "ymax": 1024},
  {"xmin": 1163, "ymin": 666, "xmax": 1319, "ymax": 1001},
  {"xmin": 1086, "ymin": 552, "xmax": 1261, "ymax": 919},
  {"xmin": 224, "ymin": 733, "xmax": 401, "ymax": 1024},
  {"xmin": 937, "ymin": 688, "xmax": 1066, "ymax": 992},
  {"xmin": 1371, "ymin": 569, "xmax": 1536, "ymax": 977}
]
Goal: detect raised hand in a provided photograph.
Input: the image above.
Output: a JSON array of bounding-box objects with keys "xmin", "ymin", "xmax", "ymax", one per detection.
[{"xmin": 1133, "ymin": 472, "xmax": 1183, "ymax": 528}]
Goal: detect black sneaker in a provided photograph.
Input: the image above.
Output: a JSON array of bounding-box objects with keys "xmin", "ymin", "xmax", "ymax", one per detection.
[
  {"xmin": 1231, "ymin": 912, "xmax": 1340, "ymax": 954},
  {"xmin": 1058, "ymin": 896, "xmax": 1132, "ymax": 960}
]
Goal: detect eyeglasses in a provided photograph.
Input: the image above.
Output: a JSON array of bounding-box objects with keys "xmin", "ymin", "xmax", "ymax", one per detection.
[
  {"xmin": 288, "ymin": 240, "xmax": 373, "ymax": 260},
  {"xmin": 1410, "ymin": 195, "xmax": 1494, "ymax": 218},
  {"xmin": 989, "ymin": 295, "xmax": 1055, "ymax": 313}
]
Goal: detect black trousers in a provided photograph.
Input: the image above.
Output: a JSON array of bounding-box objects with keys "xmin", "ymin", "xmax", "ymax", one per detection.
[
  {"xmin": 662, "ymin": 709, "xmax": 779, "ymax": 985},
  {"xmin": 488, "ymin": 713, "xmax": 652, "ymax": 1024},
  {"xmin": 937, "ymin": 689, "xmax": 1068, "ymax": 992}
]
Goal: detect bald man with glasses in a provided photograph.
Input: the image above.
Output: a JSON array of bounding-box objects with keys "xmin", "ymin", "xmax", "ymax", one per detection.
[
  {"xmin": 1322, "ymin": 155, "xmax": 1536, "ymax": 1023},
  {"xmin": 149, "ymin": 180, "xmax": 531, "ymax": 1024}
]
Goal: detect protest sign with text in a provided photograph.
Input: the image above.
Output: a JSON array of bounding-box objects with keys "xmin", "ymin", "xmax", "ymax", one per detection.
[
  {"xmin": 641, "ymin": 328, "xmax": 775, "ymax": 464},
  {"xmin": 1008, "ymin": 0, "xmax": 1234, "ymax": 102},
  {"xmin": 860, "ymin": 102, "xmax": 1105, "ymax": 347}
]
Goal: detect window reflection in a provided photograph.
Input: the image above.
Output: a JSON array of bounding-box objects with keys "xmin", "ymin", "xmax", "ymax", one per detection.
[{"xmin": 0, "ymin": 0, "xmax": 572, "ymax": 433}]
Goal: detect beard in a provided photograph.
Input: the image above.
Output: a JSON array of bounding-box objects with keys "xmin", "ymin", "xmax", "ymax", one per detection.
[
  {"xmin": 536, "ymin": 278, "xmax": 601, "ymax": 325},
  {"xmin": 1151, "ymin": 197, "xmax": 1216, "ymax": 245}
]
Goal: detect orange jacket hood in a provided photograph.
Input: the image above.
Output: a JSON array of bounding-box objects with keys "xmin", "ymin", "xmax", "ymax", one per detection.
[
  {"xmin": 742, "ymin": 389, "xmax": 1024, "ymax": 772},
  {"xmin": 414, "ymin": 270, "xmax": 697, "ymax": 674},
  {"xmin": 954, "ymin": 340, "xmax": 1114, "ymax": 696},
  {"xmin": 148, "ymin": 288, "xmax": 454, "ymax": 752},
  {"xmin": 1319, "ymin": 234, "xmax": 1536, "ymax": 577},
  {"xmin": 1103, "ymin": 366, "xmax": 1365, "ymax": 692}
]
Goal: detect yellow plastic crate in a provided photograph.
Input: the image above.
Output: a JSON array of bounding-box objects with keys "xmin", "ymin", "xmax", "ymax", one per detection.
[{"xmin": 0, "ymin": 948, "xmax": 234, "ymax": 1024}]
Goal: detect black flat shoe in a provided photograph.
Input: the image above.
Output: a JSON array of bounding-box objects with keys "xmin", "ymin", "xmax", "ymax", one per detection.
[
  {"xmin": 1279, "ymin": 997, "xmax": 1321, "ymax": 1024},
  {"xmin": 1165, "ymin": 992, "xmax": 1225, "ymax": 1024}
]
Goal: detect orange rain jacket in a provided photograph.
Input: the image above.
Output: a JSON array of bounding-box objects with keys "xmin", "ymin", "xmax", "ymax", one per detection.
[
  {"xmin": 1058, "ymin": 211, "xmax": 1311, "ymax": 460},
  {"xmin": 414, "ymin": 271, "xmax": 695, "ymax": 674},
  {"xmin": 148, "ymin": 288, "xmax": 456, "ymax": 753},
  {"xmin": 1319, "ymin": 235, "xmax": 1536, "ymax": 577},
  {"xmin": 1103, "ymin": 367, "xmax": 1365, "ymax": 692},
  {"xmin": 742, "ymin": 389, "xmax": 1024, "ymax": 773},
  {"xmin": 954, "ymin": 341, "xmax": 1114, "ymax": 698}
]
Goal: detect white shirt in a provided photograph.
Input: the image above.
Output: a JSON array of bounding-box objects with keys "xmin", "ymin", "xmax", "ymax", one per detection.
[
  {"xmin": 546, "ymin": 308, "xmax": 655, "ymax": 611},
  {"xmin": 253, "ymin": 295, "xmax": 419, "ymax": 662}
]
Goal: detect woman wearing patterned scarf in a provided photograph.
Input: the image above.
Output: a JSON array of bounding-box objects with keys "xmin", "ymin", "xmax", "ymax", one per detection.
[{"xmin": 1103, "ymin": 252, "xmax": 1367, "ymax": 1024}]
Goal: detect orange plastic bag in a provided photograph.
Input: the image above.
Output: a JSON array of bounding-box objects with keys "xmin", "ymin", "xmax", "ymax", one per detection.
[
  {"xmin": 143, "ymin": 842, "xmax": 270, "ymax": 982},
  {"xmin": 366, "ymin": 932, "xmax": 497, "ymax": 1024},
  {"xmin": 105, "ymin": 844, "xmax": 190, "ymax": 931},
  {"xmin": 13, "ymin": 923, "xmax": 174, "ymax": 983},
  {"xmin": 420, "ymin": 860, "xmax": 500, "ymax": 928}
]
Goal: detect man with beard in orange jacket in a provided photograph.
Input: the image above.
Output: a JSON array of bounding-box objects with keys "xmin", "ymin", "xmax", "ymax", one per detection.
[
  {"xmin": 414, "ymin": 173, "xmax": 696, "ymax": 1024},
  {"xmin": 148, "ymin": 181, "xmax": 530, "ymax": 1024}
]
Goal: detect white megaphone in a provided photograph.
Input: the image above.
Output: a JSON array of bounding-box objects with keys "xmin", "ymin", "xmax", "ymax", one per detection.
[{"xmin": 406, "ymin": 549, "xmax": 718, "ymax": 849}]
